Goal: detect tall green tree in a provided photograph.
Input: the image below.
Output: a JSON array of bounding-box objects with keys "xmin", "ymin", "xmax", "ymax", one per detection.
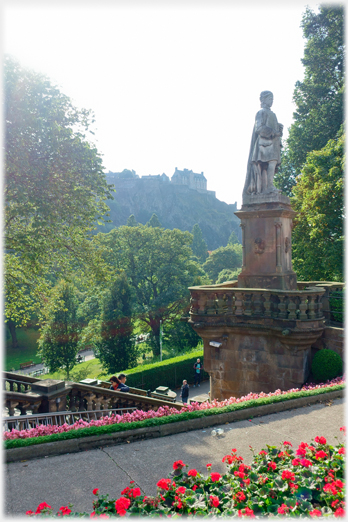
[
  {"xmin": 202, "ymin": 244, "xmax": 242, "ymax": 283},
  {"xmin": 96, "ymin": 272, "xmax": 137, "ymax": 373},
  {"xmin": 147, "ymin": 213, "xmax": 162, "ymax": 228},
  {"xmin": 291, "ymin": 128, "xmax": 344, "ymax": 282},
  {"xmin": 96, "ymin": 225, "xmax": 207, "ymax": 355},
  {"xmin": 191, "ymin": 224, "xmax": 208, "ymax": 263},
  {"xmin": 275, "ymin": 5, "xmax": 344, "ymax": 196},
  {"xmin": 126, "ymin": 214, "xmax": 138, "ymax": 227},
  {"xmin": 5, "ymin": 56, "xmax": 113, "ymax": 326},
  {"xmin": 38, "ymin": 281, "xmax": 81, "ymax": 379}
]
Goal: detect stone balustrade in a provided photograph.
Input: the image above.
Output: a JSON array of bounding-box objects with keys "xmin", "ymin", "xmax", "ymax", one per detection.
[
  {"xmin": 3, "ymin": 373, "xmax": 184, "ymax": 424},
  {"xmin": 189, "ymin": 283, "xmax": 325, "ymax": 323}
]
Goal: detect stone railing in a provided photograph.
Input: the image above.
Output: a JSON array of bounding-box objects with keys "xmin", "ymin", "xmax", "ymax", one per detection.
[
  {"xmin": 189, "ymin": 284, "xmax": 326, "ymax": 323},
  {"xmin": 3, "ymin": 372, "xmax": 184, "ymax": 421}
]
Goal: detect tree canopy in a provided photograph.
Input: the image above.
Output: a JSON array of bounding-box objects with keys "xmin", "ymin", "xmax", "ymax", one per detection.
[
  {"xmin": 275, "ymin": 5, "xmax": 344, "ymax": 196},
  {"xmin": 5, "ymin": 56, "xmax": 113, "ymax": 325},
  {"xmin": 291, "ymin": 128, "xmax": 344, "ymax": 282},
  {"xmin": 202, "ymin": 244, "xmax": 242, "ymax": 283},
  {"xmin": 191, "ymin": 223, "xmax": 208, "ymax": 263},
  {"xmin": 96, "ymin": 225, "xmax": 207, "ymax": 355}
]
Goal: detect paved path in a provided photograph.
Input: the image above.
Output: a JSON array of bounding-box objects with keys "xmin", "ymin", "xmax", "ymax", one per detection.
[{"xmin": 4, "ymin": 397, "xmax": 344, "ymax": 517}]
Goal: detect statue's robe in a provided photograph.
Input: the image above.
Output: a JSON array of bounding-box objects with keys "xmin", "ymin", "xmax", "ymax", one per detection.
[{"xmin": 243, "ymin": 107, "xmax": 282, "ymax": 195}]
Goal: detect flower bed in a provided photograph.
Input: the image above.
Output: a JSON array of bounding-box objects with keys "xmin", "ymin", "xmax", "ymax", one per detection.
[
  {"xmin": 4, "ymin": 377, "xmax": 344, "ymax": 448},
  {"xmin": 25, "ymin": 429, "xmax": 346, "ymax": 517}
]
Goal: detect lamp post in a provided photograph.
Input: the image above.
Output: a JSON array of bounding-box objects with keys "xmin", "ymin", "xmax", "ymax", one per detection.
[{"xmin": 160, "ymin": 320, "xmax": 163, "ymax": 362}]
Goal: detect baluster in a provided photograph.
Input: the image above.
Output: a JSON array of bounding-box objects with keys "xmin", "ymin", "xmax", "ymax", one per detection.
[
  {"xmin": 253, "ymin": 292, "xmax": 263, "ymax": 315},
  {"xmin": 244, "ymin": 293, "xmax": 253, "ymax": 316},
  {"xmin": 278, "ymin": 295, "xmax": 287, "ymax": 319},
  {"xmin": 308, "ymin": 295, "xmax": 316, "ymax": 319},
  {"xmin": 317, "ymin": 294, "xmax": 323, "ymax": 318},
  {"xmin": 197, "ymin": 293, "xmax": 207, "ymax": 314},
  {"xmin": 205, "ymin": 294, "xmax": 216, "ymax": 315},
  {"xmin": 263, "ymin": 292, "xmax": 272, "ymax": 317},
  {"xmin": 189, "ymin": 295, "xmax": 199, "ymax": 315},
  {"xmin": 215, "ymin": 293, "xmax": 226, "ymax": 314},
  {"xmin": 225, "ymin": 292, "xmax": 234, "ymax": 315},
  {"xmin": 234, "ymin": 292, "xmax": 244, "ymax": 315},
  {"xmin": 299, "ymin": 295, "xmax": 308, "ymax": 320},
  {"xmin": 287, "ymin": 295, "xmax": 297, "ymax": 320}
]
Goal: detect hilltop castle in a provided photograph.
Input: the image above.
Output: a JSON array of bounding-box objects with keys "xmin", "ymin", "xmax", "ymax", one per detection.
[{"xmin": 106, "ymin": 168, "xmax": 216, "ymax": 197}]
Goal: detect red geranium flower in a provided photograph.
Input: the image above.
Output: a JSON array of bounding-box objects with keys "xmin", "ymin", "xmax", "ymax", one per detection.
[
  {"xmin": 309, "ymin": 509, "xmax": 322, "ymax": 517},
  {"xmin": 176, "ymin": 486, "xmax": 186, "ymax": 495},
  {"xmin": 157, "ymin": 478, "xmax": 172, "ymax": 491},
  {"xmin": 211, "ymin": 472, "xmax": 221, "ymax": 482},
  {"xmin": 281, "ymin": 470, "xmax": 295, "ymax": 481},
  {"xmin": 259, "ymin": 450, "xmax": 267, "ymax": 456},
  {"xmin": 278, "ymin": 504, "xmax": 290, "ymax": 515},
  {"xmin": 340, "ymin": 427, "xmax": 346, "ymax": 434},
  {"xmin": 35, "ymin": 502, "xmax": 52, "ymax": 514},
  {"xmin": 93, "ymin": 489, "xmax": 99, "ymax": 495},
  {"xmin": 188, "ymin": 469, "xmax": 198, "ymax": 477},
  {"xmin": 206, "ymin": 463, "xmax": 212, "ymax": 467},
  {"xmin": 334, "ymin": 507, "xmax": 345, "ymax": 517},
  {"xmin": 58, "ymin": 506, "xmax": 72, "ymax": 516},
  {"xmin": 238, "ymin": 507, "xmax": 255, "ymax": 518},
  {"xmin": 131, "ymin": 487, "xmax": 141, "ymax": 498},
  {"xmin": 209, "ymin": 495, "xmax": 220, "ymax": 508},
  {"xmin": 173, "ymin": 460, "xmax": 185, "ymax": 470},
  {"xmin": 283, "ymin": 441, "xmax": 292, "ymax": 447},
  {"xmin": 115, "ymin": 497, "xmax": 131, "ymax": 517},
  {"xmin": 232, "ymin": 448, "xmax": 237, "ymax": 452},
  {"xmin": 25, "ymin": 511, "xmax": 34, "ymax": 516},
  {"xmin": 234, "ymin": 491, "xmax": 246, "ymax": 503},
  {"xmin": 315, "ymin": 450, "xmax": 328, "ymax": 460},
  {"xmin": 338, "ymin": 447, "xmax": 345, "ymax": 455},
  {"xmin": 267, "ymin": 461, "xmax": 276, "ymax": 471},
  {"xmin": 192, "ymin": 485, "xmax": 198, "ymax": 491},
  {"xmin": 300, "ymin": 458, "xmax": 312, "ymax": 467},
  {"xmin": 222, "ymin": 455, "xmax": 233, "ymax": 464},
  {"xmin": 315, "ymin": 436, "xmax": 327, "ymax": 445}
]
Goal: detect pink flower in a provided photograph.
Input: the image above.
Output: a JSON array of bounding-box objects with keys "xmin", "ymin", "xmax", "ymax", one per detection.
[
  {"xmin": 188, "ymin": 469, "xmax": 198, "ymax": 477},
  {"xmin": 334, "ymin": 507, "xmax": 345, "ymax": 517},
  {"xmin": 300, "ymin": 458, "xmax": 312, "ymax": 467},
  {"xmin": 115, "ymin": 497, "xmax": 131, "ymax": 517},
  {"xmin": 210, "ymin": 472, "xmax": 221, "ymax": 482},
  {"xmin": 340, "ymin": 426, "xmax": 346, "ymax": 434}
]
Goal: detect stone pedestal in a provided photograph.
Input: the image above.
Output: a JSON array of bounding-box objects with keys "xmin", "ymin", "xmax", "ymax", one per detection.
[{"xmin": 235, "ymin": 193, "xmax": 297, "ymax": 290}]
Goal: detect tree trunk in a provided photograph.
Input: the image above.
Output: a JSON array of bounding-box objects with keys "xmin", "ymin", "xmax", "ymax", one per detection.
[
  {"xmin": 149, "ymin": 317, "xmax": 161, "ymax": 356},
  {"xmin": 7, "ymin": 319, "xmax": 19, "ymax": 349}
]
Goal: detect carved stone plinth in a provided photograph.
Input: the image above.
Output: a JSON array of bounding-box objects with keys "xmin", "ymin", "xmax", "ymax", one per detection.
[{"xmin": 235, "ymin": 196, "xmax": 297, "ymax": 290}]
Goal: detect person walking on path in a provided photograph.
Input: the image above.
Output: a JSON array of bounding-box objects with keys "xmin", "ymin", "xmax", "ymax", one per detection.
[
  {"xmin": 180, "ymin": 380, "xmax": 189, "ymax": 403},
  {"xmin": 193, "ymin": 358, "xmax": 203, "ymax": 387}
]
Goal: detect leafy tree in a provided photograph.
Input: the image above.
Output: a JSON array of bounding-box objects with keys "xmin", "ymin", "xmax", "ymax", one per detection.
[
  {"xmin": 126, "ymin": 214, "xmax": 138, "ymax": 227},
  {"xmin": 96, "ymin": 272, "xmax": 138, "ymax": 373},
  {"xmin": 291, "ymin": 128, "xmax": 344, "ymax": 282},
  {"xmin": 147, "ymin": 213, "xmax": 162, "ymax": 228},
  {"xmin": 96, "ymin": 225, "xmax": 207, "ymax": 355},
  {"xmin": 227, "ymin": 231, "xmax": 240, "ymax": 246},
  {"xmin": 4, "ymin": 56, "xmax": 113, "ymax": 326},
  {"xmin": 216, "ymin": 268, "xmax": 242, "ymax": 284},
  {"xmin": 191, "ymin": 224, "xmax": 208, "ymax": 263},
  {"xmin": 275, "ymin": 5, "xmax": 344, "ymax": 196},
  {"xmin": 38, "ymin": 281, "xmax": 81, "ymax": 379},
  {"xmin": 203, "ymin": 244, "xmax": 242, "ymax": 283},
  {"xmin": 164, "ymin": 320, "xmax": 201, "ymax": 354}
]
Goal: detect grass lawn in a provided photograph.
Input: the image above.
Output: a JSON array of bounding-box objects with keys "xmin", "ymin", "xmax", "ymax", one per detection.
[{"xmin": 5, "ymin": 327, "xmax": 41, "ymax": 371}]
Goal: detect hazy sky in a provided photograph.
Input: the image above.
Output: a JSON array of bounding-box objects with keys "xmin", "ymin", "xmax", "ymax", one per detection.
[{"xmin": 4, "ymin": 1, "xmax": 329, "ymax": 207}]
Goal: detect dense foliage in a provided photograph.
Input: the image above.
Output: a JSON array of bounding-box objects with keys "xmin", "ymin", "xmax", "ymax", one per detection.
[
  {"xmin": 5, "ymin": 56, "xmax": 113, "ymax": 326},
  {"xmin": 38, "ymin": 281, "xmax": 81, "ymax": 379},
  {"xmin": 191, "ymin": 224, "xmax": 208, "ymax": 263},
  {"xmin": 95, "ymin": 225, "xmax": 208, "ymax": 355},
  {"xmin": 291, "ymin": 130, "xmax": 344, "ymax": 281},
  {"xmin": 311, "ymin": 349, "xmax": 343, "ymax": 383},
  {"xmin": 202, "ymin": 244, "xmax": 242, "ymax": 284},
  {"xmin": 275, "ymin": 5, "xmax": 344, "ymax": 196},
  {"xmin": 25, "ymin": 429, "xmax": 345, "ymax": 517}
]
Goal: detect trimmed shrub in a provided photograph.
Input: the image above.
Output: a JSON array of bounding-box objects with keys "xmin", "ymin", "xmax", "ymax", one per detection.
[
  {"xmin": 311, "ymin": 349, "xmax": 343, "ymax": 382},
  {"xmin": 123, "ymin": 349, "xmax": 209, "ymax": 390}
]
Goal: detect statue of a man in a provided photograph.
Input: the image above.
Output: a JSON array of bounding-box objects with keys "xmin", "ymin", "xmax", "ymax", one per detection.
[{"xmin": 243, "ymin": 91, "xmax": 283, "ymax": 196}]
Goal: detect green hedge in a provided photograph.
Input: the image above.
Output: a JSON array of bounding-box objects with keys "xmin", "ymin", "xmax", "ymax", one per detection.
[
  {"xmin": 122, "ymin": 349, "xmax": 209, "ymax": 390},
  {"xmin": 4, "ymin": 384, "xmax": 344, "ymax": 450}
]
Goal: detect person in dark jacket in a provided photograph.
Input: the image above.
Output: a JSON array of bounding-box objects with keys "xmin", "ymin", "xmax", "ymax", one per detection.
[
  {"xmin": 180, "ymin": 379, "xmax": 189, "ymax": 403},
  {"xmin": 117, "ymin": 373, "xmax": 130, "ymax": 392},
  {"xmin": 193, "ymin": 358, "xmax": 203, "ymax": 387}
]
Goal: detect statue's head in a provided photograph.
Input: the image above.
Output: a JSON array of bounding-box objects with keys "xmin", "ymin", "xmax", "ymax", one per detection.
[{"xmin": 260, "ymin": 90, "xmax": 273, "ymax": 107}]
